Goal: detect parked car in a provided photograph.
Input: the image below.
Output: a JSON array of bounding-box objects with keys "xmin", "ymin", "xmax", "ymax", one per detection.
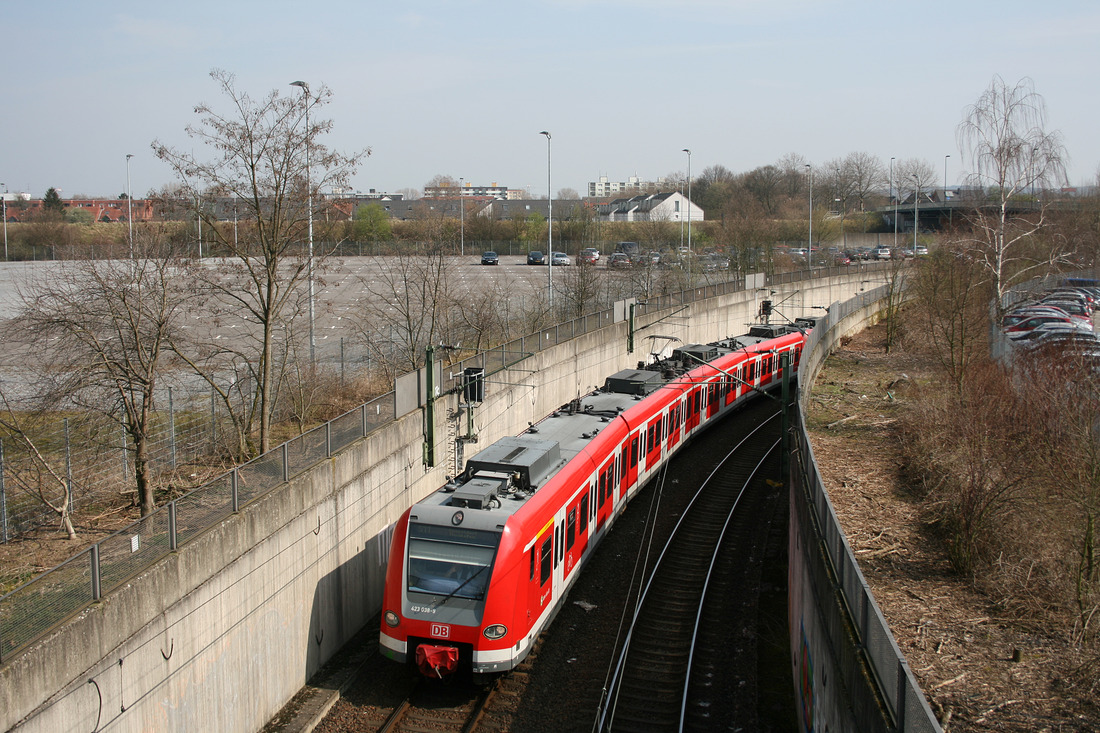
[
  {"xmin": 872, "ymin": 246, "xmax": 892, "ymax": 260},
  {"xmin": 527, "ymin": 250, "xmax": 546, "ymax": 265},
  {"xmin": 607, "ymin": 252, "xmax": 632, "ymax": 269},
  {"xmin": 550, "ymin": 251, "xmax": 571, "ymax": 266},
  {"xmin": 480, "ymin": 251, "xmax": 499, "ymax": 265},
  {"xmin": 833, "ymin": 252, "xmax": 851, "ymax": 266},
  {"xmin": 1004, "ymin": 314, "xmax": 1075, "ymax": 338},
  {"xmin": 1039, "ymin": 300, "xmax": 1093, "ymax": 325},
  {"xmin": 1015, "ymin": 322, "xmax": 1098, "ymax": 348},
  {"xmin": 1003, "ymin": 307, "xmax": 1069, "ymax": 328},
  {"xmin": 579, "ymin": 247, "xmax": 600, "ymax": 264}
]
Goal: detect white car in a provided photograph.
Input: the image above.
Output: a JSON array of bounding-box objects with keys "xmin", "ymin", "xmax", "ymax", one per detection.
[{"xmin": 550, "ymin": 252, "xmax": 571, "ymax": 266}]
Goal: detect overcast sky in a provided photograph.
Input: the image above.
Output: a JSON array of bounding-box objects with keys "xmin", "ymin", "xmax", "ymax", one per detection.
[{"xmin": 5, "ymin": 1, "xmax": 1099, "ymax": 200}]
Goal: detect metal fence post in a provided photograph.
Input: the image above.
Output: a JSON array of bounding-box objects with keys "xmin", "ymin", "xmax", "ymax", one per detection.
[
  {"xmin": 326, "ymin": 422, "xmax": 332, "ymax": 458},
  {"xmin": 120, "ymin": 421, "xmax": 129, "ymax": 483},
  {"xmin": 0, "ymin": 438, "xmax": 7, "ymax": 543},
  {"xmin": 231, "ymin": 468, "xmax": 239, "ymax": 513},
  {"xmin": 210, "ymin": 386, "xmax": 217, "ymax": 452},
  {"xmin": 168, "ymin": 387, "xmax": 177, "ymax": 470},
  {"xmin": 168, "ymin": 501, "xmax": 178, "ymax": 551},
  {"xmin": 90, "ymin": 544, "xmax": 102, "ymax": 601},
  {"xmin": 896, "ymin": 658, "xmax": 908, "ymax": 730},
  {"xmin": 282, "ymin": 444, "xmax": 289, "ymax": 483}
]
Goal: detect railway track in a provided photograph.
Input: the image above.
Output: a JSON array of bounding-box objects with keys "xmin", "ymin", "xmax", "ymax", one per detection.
[
  {"xmin": 297, "ymin": 397, "xmax": 793, "ymax": 733},
  {"xmin": 377, "ymin": 677, "xmax": 498, "ymax": 733},
  {"xmin": 597, "ymin": 406, "xmax": 784, "ymax": 732}
]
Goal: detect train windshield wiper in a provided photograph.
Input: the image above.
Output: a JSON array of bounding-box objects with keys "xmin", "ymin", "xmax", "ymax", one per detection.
[{"xmin": 431, "ymin": 561, "xmax": 493, "ymax": 608}]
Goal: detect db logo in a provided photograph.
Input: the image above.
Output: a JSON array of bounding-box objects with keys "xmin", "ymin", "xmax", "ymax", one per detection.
[{"xmin": 431, "ymin": 624, "xmax": 450, "ymax": 639}]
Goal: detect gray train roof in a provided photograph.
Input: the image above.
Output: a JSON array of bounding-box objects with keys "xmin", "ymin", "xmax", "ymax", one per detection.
[{"xmin": 410, "ymin": 323, "xmax": 807, "ymax": 531}]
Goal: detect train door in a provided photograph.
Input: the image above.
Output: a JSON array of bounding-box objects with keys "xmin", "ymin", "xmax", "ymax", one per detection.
[
  {"xmin": 528, "ymin": 522, "xmax": 554, "ymax": 620},
  {"xmin": 596, "ymin": 457, "xmax": 615, "ymax": 531},
  {"xmin": 577, "ymin": 490, "xmax": 590, "ymax": 557},
  {"xmin": 564, "ymin": 503, "xmax": 578, "ymax": 576},
  {"xmin": 645, "ymin": 416, "xmax": 662, "ymax": 470},
  {"xmin": 686, "ymin": 387, "xmax": 702, "ymax": 432},
  {"xmin": 620, "ymin": 433, "xmax": 639, "ymax": 497},
  {"xmin": 667, "ymin": 401, "xmax": 682, "ymax": 451}
]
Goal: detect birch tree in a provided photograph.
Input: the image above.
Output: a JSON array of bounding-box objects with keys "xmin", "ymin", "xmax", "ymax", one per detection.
[{"xmin": 956, "ymin": 75, "xmax": 1068, "ymax": 313}]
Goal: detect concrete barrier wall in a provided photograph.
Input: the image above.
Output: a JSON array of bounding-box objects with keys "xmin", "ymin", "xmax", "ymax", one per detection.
[
  {"xmin": 4, "ymin": 272, "xmax": 870, "ymax": 733},
  {"xmin": 788, "ymin": 289, "xmax": 942, "ymax": 733}
]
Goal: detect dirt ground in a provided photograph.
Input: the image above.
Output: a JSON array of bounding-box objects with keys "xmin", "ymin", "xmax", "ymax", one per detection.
[{"xmin": 806, "ymin": 324, "xmax": 1100, "ymax": 732}]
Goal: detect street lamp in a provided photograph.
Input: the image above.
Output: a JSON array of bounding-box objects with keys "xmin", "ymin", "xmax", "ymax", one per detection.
[
  {"xmin": 944, "ymin": 154, "xmax": 952, "ymax": 226},
  {"xmin": 682, "ymin": 149, "xmax": 692, "ymax": 254},
  {"xmin": 125, "ymin": 154, "xmax": 134, "ymax": 266},
  {"xmin": 539, "ymin": 131, "xmax": 552, "ymax": 311},
  {"xmin": 805, "ymin": 164, "xmax": 813, "ymax": 273},
  {"xmin": 2, "ymin": 183, "xmax": 7, "ymax": 261},
  {"xmin": 911, "ymin": 174, "xmax": 920, "ymax": 253},
  {"xmin": 459, "ymin": 177, "xmax": 465, "ymax": 257},
  {"xmin": 890, "ymin": 157, "xmax": 897, "ymax": 250},
  {"xmin": 291, "ymin": 80, "xmax": 316, "ymax": 365}
]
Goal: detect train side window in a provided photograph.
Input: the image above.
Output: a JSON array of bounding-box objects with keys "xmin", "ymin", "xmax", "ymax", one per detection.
[
  {"xmin": 540, "ymin": 536, "xmax": 553, "ymax": 585},
  {"xmin": 598, "ymin": 472, "xmax": 606, "ymax": 506},
  {"xmin": 580, "ymin": 495, "xmax": 589, "ymax": 533},
  {"xmin": 630, "ymin": 436, "xmax": 639, "ymax": 467},
  {"xmin": 530, "ymin": 547, "xmax": 535, "ymax": 581},
  {"xmin": 567, "ymin": 508, "xmax": 576, "ymax": 550}
]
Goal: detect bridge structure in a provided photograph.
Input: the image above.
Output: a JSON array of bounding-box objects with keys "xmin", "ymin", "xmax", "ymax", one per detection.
[{"xmin": 876, "ymin": 191, "xmax": 1045, "ymax": 233}]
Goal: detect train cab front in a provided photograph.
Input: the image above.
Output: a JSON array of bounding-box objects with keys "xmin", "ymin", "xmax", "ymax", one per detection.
[{"xmin": 380, "ymin": 506, "xmax": 510, "ymax": 679}]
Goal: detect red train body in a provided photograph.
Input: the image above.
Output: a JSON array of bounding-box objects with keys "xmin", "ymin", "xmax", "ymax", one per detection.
[{"xmin": 379, "ymin": 323, "xmax": 812, "ymax": 677}]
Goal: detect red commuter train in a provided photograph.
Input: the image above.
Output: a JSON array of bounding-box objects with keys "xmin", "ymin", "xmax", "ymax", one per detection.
[{"xmin": 379, "ymin": 321, "xmax": 813, "ymax": 678}]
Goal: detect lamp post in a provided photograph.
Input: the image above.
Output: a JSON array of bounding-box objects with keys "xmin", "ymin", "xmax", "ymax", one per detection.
[
  {"xmin": 911, "ymin": 174, "xmax": 920, "ymax": 253},
  {"xmin": 679, "ymin": 176, "xmax": 685, "ymax": 249},
  {"xmin": 291, "ymin": 80, "xmax": 316, "ymax": 366},
  {"xmin": 682, "ymin": 148, "xmax": 692, "ymax": 254},
  {"xmin": 805, "ymin": 164, "xmax": 813, "ymax": 273},
  {"xmin": 125, "ymin": 154, "xmax": 134, "ymax": 270},
  {"xmin": 890, "ymin": 157, "xmax": 897, "ymax": 250},
  {"xmin": 944, "ymin": 154, "xmax": 951, "ymax": 226},
  {"xmin": 2, "ymin": 183, "xmax": 7, "ymax": 261},
  {"xmin": 459, "ymin": 177, "xmax": 465, "ymax": 257},
  {"xmin": 539, "ymin": 131, "xmax": 552, "ymax": 311}
]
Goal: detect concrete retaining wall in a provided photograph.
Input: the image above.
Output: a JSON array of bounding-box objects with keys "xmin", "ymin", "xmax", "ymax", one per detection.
[{"xmin": 4, "ymin": 272, "xmax": 871, "ymax": 733}]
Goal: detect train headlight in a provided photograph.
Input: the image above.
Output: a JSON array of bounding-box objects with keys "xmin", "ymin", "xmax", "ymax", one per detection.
[
  {"xmin": 384, "ymin": 610, "xmax": 400, "ymax": 627},
  {"xmin": 483, "ymin": 624, "xmax": 508, "ymax": 640}
]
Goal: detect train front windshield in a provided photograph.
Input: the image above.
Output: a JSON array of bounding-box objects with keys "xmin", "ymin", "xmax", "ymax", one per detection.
[{"xmin": 407, "ymin": 523, "xmax": 500, "ymax": 600}]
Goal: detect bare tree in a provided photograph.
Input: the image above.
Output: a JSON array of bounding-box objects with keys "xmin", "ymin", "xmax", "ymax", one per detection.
[
  {"xmin": 912, "ymin": 242, "xmax": 990, "ymax": 393},
  {"xmin": 153, "ymin": 69, "xmax": 367, "ymax": 455},
  {"xmin": 842, "ymin": 152, "xmax": 885, "ymax": 212},
  {"xmin": 956, "ymin": 75, "xmax": 1069, "ymax": 313},
  {"xmin": 348, "ymin": 249, "xmax": 457, "ymax": 380},
  {"xmin": 9, "ymin": 228, "xmax": 191, "ymax": 517},
  {"xmin": 0, "ymin": 393, "xmax": 79, "ymax": 539}
]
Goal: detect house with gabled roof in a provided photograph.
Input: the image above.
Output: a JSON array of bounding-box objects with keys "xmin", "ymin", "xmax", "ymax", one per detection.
[{"xmin": 596, "ymin": 191, "xmax": 702, "ymax": 223}]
